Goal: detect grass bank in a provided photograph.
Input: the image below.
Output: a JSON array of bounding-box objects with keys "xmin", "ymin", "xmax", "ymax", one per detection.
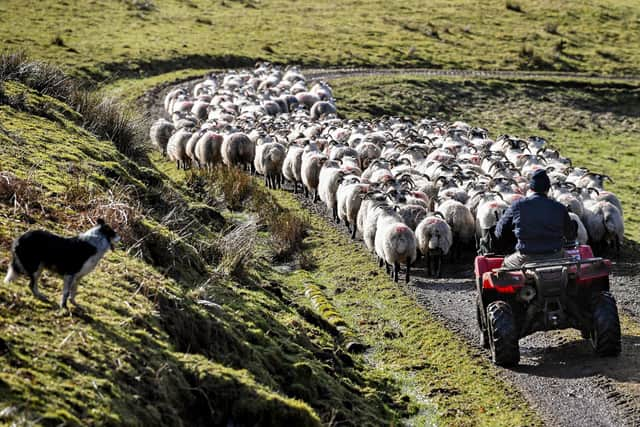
[
  {"xmin": 0, "ymin": 63, "xmax": 403, "ymax": 426},
  {"xmin": 2, "ymin": 0, "xmax": 640, "ymax": 81},
  {"xmin": 332, "ymin": 75, "xmax": 640, "ymax": 243}
]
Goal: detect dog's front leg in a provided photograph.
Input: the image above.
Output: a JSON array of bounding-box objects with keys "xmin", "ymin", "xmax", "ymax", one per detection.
[
  {"xmin": 69, "ymin": 278, "xmax": 81, "ymax": 307},
  {"xmin": 60, "ymin": 275, "xmax": 75, "ymax": 308}
]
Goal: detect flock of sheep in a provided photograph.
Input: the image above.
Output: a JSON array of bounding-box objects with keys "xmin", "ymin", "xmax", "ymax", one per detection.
[{"xmin": 150, "ymin": 63, "xmax": 625, "ymax": 281}]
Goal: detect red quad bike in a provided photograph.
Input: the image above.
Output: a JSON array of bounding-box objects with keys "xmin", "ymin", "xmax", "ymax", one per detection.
[{"xmin": 475, "ymin": 245, "xmax": 621, "ymax": 366}]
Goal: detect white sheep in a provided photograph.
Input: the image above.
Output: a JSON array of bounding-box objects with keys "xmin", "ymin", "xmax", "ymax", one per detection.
[
  {"xmin": 436, "ymin": 198, "xmax": 475, "ymax": 259},
  {"xmin": 583, "ymin": 200, "xmax": 624, "ymax": 256},
  {"xmin": 282, "ymin": 145, "xmax": 304, "ymax": 193},
  {"xmin": 221, "ymin": 132, "xmax": 256, "ymax": 173},
  {"xmin": 166, "ymin": 128, "xmax": 193, "ymax": 169},
  {"xmin": 568, "ymin": 212, "xmax": 588, "ymax": 245},
  {"xmin": 374, "ymin": 205, "xmax": 418, "ymax": 283},
  {"xmin": 310, "ymin": 101, "xmax": 337, "ymax": 121},
  {"xmin": 195, "ymin": 131, "xmax": 223, "ymax": 170},
  {"xmin": 149, "ymin": 118, "xmax": 175, "ymax": 156},
  {"xmin": 318, "ymin": 160, "xmax": 345, "ymax": 222},
  {"xmin": 337, "ymin": 179, "xmax": 368, "ymax": 239},
  {"xmin": 301, "ymin": 152, "xmax": 327, "ymax": 202},
  {"xmin": 256, "ymin": 141, "xmax": 287, "ymax": 189},
  {"xmin": 415, "ymin": 213, "xmax": 453, "ymax": 277}
]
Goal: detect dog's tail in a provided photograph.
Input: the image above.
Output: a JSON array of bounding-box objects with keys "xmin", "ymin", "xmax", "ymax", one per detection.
[{"xmin": 4, "ymin": 255, "xmax": 23, "ymax": 284}]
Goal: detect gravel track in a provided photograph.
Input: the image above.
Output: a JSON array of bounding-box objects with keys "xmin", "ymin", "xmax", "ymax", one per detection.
[{"xmin": 146, "ymin": 69, "xmax": 640, "ymax": 427}]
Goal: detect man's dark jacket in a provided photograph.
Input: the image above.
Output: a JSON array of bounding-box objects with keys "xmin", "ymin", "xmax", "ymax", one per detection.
[{"xmin": 495, "ymin": 193, "xmax": 576, "ymax": 254}]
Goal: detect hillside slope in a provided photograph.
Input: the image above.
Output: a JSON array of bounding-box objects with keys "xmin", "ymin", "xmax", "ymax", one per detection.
[{"xmin": 2, "ymin": 0, "xmax": 640, "ymax": 80}]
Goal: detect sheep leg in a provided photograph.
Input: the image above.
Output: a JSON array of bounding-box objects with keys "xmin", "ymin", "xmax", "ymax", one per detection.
[
  {"xmin": 426, "ymin": 252, "xmax": 432, "ymax": 277},
  {"xmin": 436, "ymin": 255, "xmax": 442, "ymax": 278},
  {"xmin": 304, "ymin": 186, "xmax": 309, "ymax": 198},
  {"xmin": 405, "ymin": 263, "xmax": 410, "ymax": 283},
  {"xmin": 351, "ymin": 223, "xmax": 357, "ymax": 240},
  {"xmin": 379, "ymin": 257, "xmax": 384, "ymax": 268},
  {"xmin": 615, "ymin": 235, "xmax": 621, "ymax": 258},
  {"xmin": 313, "ymin": 190, "xmax": 319, "ymax": 203},
  {"xmin": 393, "ymin": 262, "xmax": 400, "ymax": 283},
  {"xmin": 333, "ymin": 206, "xmax": 339, "ymax": 223}
]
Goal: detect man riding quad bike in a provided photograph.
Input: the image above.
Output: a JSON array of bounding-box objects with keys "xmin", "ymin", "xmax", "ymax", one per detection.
[{"xmin": 475, "ymin": 170, "xmax": 621, "ymax": 366}]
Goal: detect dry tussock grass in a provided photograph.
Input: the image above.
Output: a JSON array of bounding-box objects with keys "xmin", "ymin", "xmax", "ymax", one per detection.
[
  {"xmin": 216, "ymin": 219, "xmax": 257, "ymax": 277},
  {"xmin": 0, "ymin": 170, "xmax": 44, "ymax": 216}
]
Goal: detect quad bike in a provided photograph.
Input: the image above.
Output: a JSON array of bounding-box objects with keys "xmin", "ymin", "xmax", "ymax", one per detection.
[{"xmin": 475, "ymin": 244, "xmax": 621, "ymax": 366}]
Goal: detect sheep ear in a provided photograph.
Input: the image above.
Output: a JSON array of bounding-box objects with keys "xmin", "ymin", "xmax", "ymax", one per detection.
[{"xmin": 97, "ymin": 218, "xmax": 105, "ymax": 225}]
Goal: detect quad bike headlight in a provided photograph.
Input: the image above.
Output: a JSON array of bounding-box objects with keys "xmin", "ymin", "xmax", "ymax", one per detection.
[{"xmin": 517, "ymin": 285, "xmax": 537, "ymax": 303}]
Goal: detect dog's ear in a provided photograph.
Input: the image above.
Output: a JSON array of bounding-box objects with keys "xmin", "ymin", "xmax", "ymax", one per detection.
[{"xmin": 97, "ymin": 218, "xmax": 105, "ymax": 225}]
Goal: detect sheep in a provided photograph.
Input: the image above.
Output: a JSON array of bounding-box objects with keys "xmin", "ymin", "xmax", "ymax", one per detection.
[
  {"xmin": 397, "ymin": 203, "xmax": 427, "ymax": 231},
  {"xmin": 256, "ymin": 141, "xmax": 287, "ymax": 189},
  {"xmin": 318, "ymin": 160, "xmax": 345, "ymax": 222},
  {"xmin": 362, "ymin": 199, "xmax": 390, "ymax": 254},
  {"xmin": 310, "ymin": 81, "xmax": 333, "ymax": 100},
  {"xmin": 568, "ymin": 212, "xmax": 588, "ymax": 245},
  {"xmin": 301, "ymin": 152, "xmax": 328, "ymax": 202},
  {"xmin": 186, "ymin": 130, "xmax": 205, "ymax": 167},
  {"xmin": 310, "ymin": 101, "xmax": 337, "ymax": 120},
  {"xmin": 166, "ymin": 128, "xmax": 193, "ymax": 169},
  {"xmin": 195, "ymin": 131, "xmax": 223, "ymax": 170},
  {"xmin": 191, "ymin": 100, "xmax": 210, "ymax": 121},
  {"xmin": 583, "ymin": 200, "xmax": 624, "ymax": 257},
  {"xmin": 221, "ymin": 132, "xmax": 256, "ymax": 173},
  {"xmin": 282, "ymin": 145, "xmax": 304, "ymax": 193},
  {"xmin": 337, "ymin": 179, "xmax": 368, "ymax": 239},
  {"xmin": 296, "ymin": 92, "xmax": 320, "ymax": 109},
  {"xmin": 474, "ymin": 193, "xmax": 510, "ymax": 255},
  {"xmin": 164, "ymin": 88, "xmax": 186, "ymax": 113},
  {"xmin": 374, "ymin": 205, "xmax": 418, "ymax": 283},
  {"xmin": 436, "ymin": 198, "xmax": 475, "ymax": 259},
  {"xmin": 149, "ymin": 118, "xmax": 175, "ymax": 155},
  {"xmin": 415, "ymin": 213, "xmax": 453, "ymax": 277}
]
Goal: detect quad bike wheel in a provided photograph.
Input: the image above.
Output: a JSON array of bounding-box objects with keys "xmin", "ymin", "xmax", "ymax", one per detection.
[
  {"xmin": 476, "ymin": 297, "xmax": 489, "ymax": 349},
  {"xmin": 487, "ymin": 300, "xmax": 520, "ymax": 366},
  {"xmin": 590, "ymin": 291, "xmax": 621, "ymax": 357}
]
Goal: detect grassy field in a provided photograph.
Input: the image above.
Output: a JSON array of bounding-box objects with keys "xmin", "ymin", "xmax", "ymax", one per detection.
[
  {"xmin": 0, "ymin": 62, "xmax": 546, "ymax": 425},
  {"xmin": 2, "ymin": 0, "xmax": 640, "ymax": 81},
  {"xmin": 333, "ymin": 75, "xmax": 640, "ymax": 243}
]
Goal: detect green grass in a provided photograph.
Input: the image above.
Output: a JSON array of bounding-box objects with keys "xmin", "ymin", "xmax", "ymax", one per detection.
[
  {"xmin": 268, "ymin": 188, "xmax": 541, "ymax": 426},
  {"xmin": 332, "ymin": 75, "xmax": 640, "ymax": 243},
  {"xmin": 0, "ymin": 76, "xmax": 402, "ymax": 426},
  {"xmin": 2, "ymin": 0, "xmax": 640, "ymax": 81}
]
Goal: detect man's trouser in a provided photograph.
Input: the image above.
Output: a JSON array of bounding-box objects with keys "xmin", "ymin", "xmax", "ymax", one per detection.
[{"xmin": 502, "ymin": 250, "xmax": 564, "ymax": 269}]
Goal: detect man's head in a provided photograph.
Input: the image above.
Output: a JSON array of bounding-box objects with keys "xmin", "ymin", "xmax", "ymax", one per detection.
[{"xmin": 529, "ymin": 169, "xmax": 551, "ymax": 194}]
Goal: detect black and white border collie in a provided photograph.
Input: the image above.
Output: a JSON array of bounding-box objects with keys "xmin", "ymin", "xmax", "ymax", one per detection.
[{"xmin": 4, "ymin": 219, "xmax": 120, "ymax": 308}]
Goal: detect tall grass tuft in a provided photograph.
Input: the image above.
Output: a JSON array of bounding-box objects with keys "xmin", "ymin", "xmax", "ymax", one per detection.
[
  {"xmin": 198, "ymin": 166, "xmax": 309, "ymax": 260},
  {"xmin": 71, "ymin": 92, "xmax": 148, "ymax": 160},
  {"xmin": 0, "ymin": 51, "xmax": 148, "ymax": 160},
  {"xmin": 217, "ymin": 220, "xmax": 257, "ymax": 277}
]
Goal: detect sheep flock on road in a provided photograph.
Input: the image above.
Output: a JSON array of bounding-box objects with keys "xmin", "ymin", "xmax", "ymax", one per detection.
[{"xmin": 151, "ymin": 63, "xmax": 625, "ymax": 282}]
